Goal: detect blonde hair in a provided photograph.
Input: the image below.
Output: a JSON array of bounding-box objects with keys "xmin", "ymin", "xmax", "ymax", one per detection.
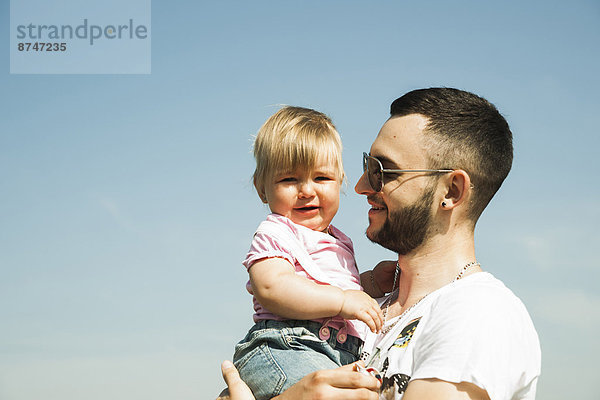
[{"xmin": 252, "ymin": 106, "xmax": 344, "ymax": 201}]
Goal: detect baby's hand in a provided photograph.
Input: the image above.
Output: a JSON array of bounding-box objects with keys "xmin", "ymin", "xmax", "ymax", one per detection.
[{"xmin": 339, "ymin": 290, "xmax": 384, "ymax": 333}]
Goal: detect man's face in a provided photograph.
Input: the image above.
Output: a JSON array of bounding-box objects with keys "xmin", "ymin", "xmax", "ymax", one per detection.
[{"xmin": 354, "ymin": 114, "xmax": 439, "ymax": 255}]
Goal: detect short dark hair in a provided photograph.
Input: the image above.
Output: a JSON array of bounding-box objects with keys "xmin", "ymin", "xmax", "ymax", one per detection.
[{"xmin": 390, "ymin": 88, "xmax": 513, "ymax": 222}]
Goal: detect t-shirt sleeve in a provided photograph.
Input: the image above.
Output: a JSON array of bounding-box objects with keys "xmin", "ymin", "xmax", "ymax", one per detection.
[
  {"xmin": 410, "ymin": 285, "xmax": 540, "ymax": 400},
  {"xmin": 242, "ymin": 230, "xmax": 297, "ymax": 271}
]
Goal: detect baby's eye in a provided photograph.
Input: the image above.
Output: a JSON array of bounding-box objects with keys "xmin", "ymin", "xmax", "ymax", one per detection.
[
  {"xmin": 279, "ymin": 177, "xmax": 297, "ymax": 183},
  {"xmin": 315, "ymin": 176, "xmax": 334, "ymax": 181}
]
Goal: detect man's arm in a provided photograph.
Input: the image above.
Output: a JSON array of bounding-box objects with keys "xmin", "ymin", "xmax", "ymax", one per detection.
[
  {"xmin": 249, "ymin": 258, "xmax": 383, "ymax": 332},
  {"xmin": 403, "ymin": 379, "xmax": 490, "ymax": 400}
]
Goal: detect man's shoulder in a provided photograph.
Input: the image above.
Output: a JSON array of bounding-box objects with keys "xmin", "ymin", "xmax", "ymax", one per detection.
[
  {"xmin": 436, "ymin": 272, "xmax": 520, "ymax": 303},
  {"xmin": 411, "ymin": 272, "xmax": 541, "ymax": 400},
  {"xmin": 428, "ymin": 272, "xmax": 534, "ymax": 326}
]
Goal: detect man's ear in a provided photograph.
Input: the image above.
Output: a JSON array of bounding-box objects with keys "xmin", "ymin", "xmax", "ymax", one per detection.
[{"xmin": 440, "ymin": 170, "xmax": 471, "ymax": 210}]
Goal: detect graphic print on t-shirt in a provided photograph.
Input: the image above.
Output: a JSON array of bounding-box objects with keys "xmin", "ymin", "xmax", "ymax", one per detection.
[
  {"xmin": 380, "ymin": 357, "xmax": 411, "ymax": 398},
  {"xmin": 381, "ymin": 317, "xmax": 422, "ymax": 398},
  {"xmin": 392, "ymin": 317, "xmax": 421, "ymax": 348}
]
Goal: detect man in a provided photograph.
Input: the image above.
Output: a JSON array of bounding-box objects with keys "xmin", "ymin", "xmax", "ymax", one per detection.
[{"xmin": 219, "ymin": 88, "xmax": 541, "ymax": 399}]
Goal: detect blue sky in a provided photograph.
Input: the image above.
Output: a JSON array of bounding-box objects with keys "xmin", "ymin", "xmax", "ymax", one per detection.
[{"xmin": 1, "ymin": 1, "xmax": 599, "ymax": 399}]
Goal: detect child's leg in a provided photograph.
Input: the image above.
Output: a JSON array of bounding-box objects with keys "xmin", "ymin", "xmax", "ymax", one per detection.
[{"xmin": 233, "ymin": 320, "xmax": 362, "ymax": 400}]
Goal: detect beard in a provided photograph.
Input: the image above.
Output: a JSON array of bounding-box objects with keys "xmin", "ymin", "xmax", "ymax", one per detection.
[{"xmin": 367, "ymin": 185, "xmax": 436, "ymax": 255}]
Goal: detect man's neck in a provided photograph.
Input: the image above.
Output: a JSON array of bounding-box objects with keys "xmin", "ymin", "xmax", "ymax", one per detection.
[{"xmin": 393, "ymin": 230, "xmax": 479, "ymax": 310}]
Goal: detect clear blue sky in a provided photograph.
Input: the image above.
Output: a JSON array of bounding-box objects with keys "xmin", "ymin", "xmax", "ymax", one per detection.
[{"xmin": 1, "ymin": 1, "xmax": 599, "ymax": 399}]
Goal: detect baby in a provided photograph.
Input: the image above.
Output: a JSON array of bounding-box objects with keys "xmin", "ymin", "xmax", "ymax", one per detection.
[{"xmin": 233, "ymin": 106, "xmax": 384, "ymax": 399}]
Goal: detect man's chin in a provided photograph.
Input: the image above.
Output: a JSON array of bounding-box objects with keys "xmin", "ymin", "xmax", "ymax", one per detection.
[
  {"xmin": 365, "ymin": 219, "xmax": 401, "ymax": 253},
  {"xmin": 365, "ymin": 224, "xmax": 383, "ymax": 244}
]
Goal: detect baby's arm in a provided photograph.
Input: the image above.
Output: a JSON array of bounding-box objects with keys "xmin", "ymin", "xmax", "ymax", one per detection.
[
  {"xmin": 360, "ymin": 260, "xmax": 398, "ymax": 298},
  {"xmin": 249, "ymin": 257, "xmax": 383, "ymax": 333}
]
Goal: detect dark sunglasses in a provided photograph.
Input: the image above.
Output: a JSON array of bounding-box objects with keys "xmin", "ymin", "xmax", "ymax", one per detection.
[{"xmin": 362, "ymin": 152, "xmax": 453, "ymax": 192}]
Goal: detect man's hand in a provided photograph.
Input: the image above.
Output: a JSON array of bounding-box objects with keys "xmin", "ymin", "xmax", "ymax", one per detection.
[
  {"xmin": 217, "ymin": 361, "xmax": 255, "ymax": 400},
  {"xmin": 276, "ymin": 362, "xmax": 380, "ymax": 400},
  {"xmin": 372, "ymin": 260, "xmax": 398, "ymax": 294},
  {"xmin": 339, "ymin": 290, "xmax": 384, "ymax": 333},
  {"xmin": 218, "ymin": 361, "xmax": 380, "ymax": 400}
]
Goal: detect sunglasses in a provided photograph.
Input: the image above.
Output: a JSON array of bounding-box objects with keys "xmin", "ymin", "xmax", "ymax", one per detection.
[{"xmin": 363, "ymin": 152, "xmax": 453, "ymax": 192}]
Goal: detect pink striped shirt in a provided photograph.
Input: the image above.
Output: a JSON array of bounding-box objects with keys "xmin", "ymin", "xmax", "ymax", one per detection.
[{"xmin": 243, "ymin": 213, "xmax": 367, "ymax": 340}]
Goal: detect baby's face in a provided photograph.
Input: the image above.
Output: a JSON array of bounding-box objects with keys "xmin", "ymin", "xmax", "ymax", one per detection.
[{"xmin": 263, "ymin": 160, "xmax": 341, "ymax": 232}]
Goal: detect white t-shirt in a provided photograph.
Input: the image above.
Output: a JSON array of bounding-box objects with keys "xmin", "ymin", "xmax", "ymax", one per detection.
[{"xmin": 361, "ymin": 272, "xmax": 541, "ymax": 400}]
